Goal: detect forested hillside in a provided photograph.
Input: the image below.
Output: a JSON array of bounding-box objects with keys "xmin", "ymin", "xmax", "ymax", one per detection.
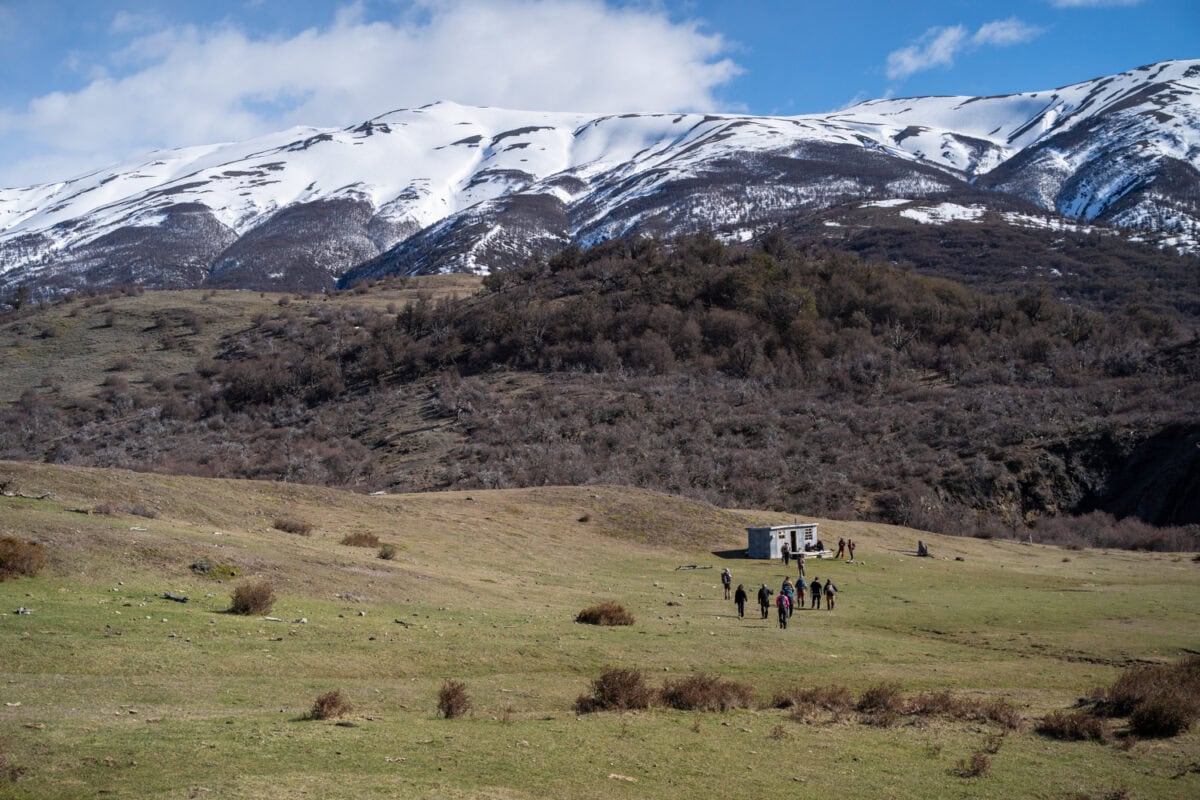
[{"xmin": 2, "ymin": 234, "xmax": 1197, "ymax": 548}]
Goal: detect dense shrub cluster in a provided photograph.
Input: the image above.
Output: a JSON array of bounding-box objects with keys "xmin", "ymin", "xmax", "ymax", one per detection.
[
  {"xmin": 574, "ymin": 668, "xmax": 657, "ymax": 714},
  {"xmin": 229, "ymin": 580, "xmax": 275, "ymax": 615},
  {"xmin": 0, "ymin": 536, "xmax": 45, "ymax": 581},
  {"xmin": 340, "ymin": 532, "xmax": 380, "ymax": 548},
  {"xmin": 659, "ymin": 673, "xmax": 753, "ymax": 712},
  {"xmin": 437, "ymin": 680, "xmax": 472, "ymax": 719},
  {"xmin": 273, "ymin": 517, "xmax": 313, "ymax": 535},
  {"xmin": 308, "ymin": 690, "xmax": 351, "ymax": 720},
  {"xmin": 773, "ymin": 682, "xmax": 1021, "ymax": 729},
  {"xmin": 1100, "ymin": 656, "xmax": 1200, "ymax": 737},
  {"xmin": 575, "ymin": 603, "xmax": 634, "ymax": 626}
]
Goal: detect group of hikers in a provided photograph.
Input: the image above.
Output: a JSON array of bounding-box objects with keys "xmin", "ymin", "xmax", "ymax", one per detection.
[
  {"xmin": 780, "ymin": 536, "xmax": 855, "ymax": 566},
  {"xmin": 722, "ymin": 571, "xmax": 838, "ymax": 629}
]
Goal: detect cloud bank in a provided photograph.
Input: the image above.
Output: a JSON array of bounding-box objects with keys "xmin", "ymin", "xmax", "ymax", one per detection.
[
  {"xmin": 0, "ymin": 0, "xmax": 739, "ymax": 187},
  {"xmin": 886, "ymin": 18, "xmax": 1043, "ymax": 80}
]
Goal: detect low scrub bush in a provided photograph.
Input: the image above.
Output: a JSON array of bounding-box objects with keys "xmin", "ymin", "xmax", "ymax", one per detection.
[
  {"xmin": 273, "ymin": 517, "xmax": 313, "ymax": 536},
  {"xmin": 977, "ymin": 698, "xmax": 1023, "ymax": 730},
  {"xmin": 308, "ymin": 690, "xmax": 350, "ymax": 720},
  {"xmin": 0, "ymin": 536, "xmax": 45, "ymax": 581},
  {"xmin": 437, "ymin": 680, "xmax": 472, "ymax": 719},
  {"xmin": 1101, "ymin": 656, "xmax": 1200, "ymax": 737},
  {"xmin": 774, "ymin": 684, "xmax": 855, "ymax": 720},
  {"xmin": 1036, "ymin": 710, "xmax": 1107, "ymax": 741},
  {"xmin": 660, "ymin": 674, "xmax": 752, "ymax": 712},
  {"xmin": 909, "ymin": 690, "xmax": 962, "ymax": 717},
  {"xmin": 189, "ymin": 558, "xmax": 241, "ymax": 580},
  {"xmin": 575, "ymin": 602, "xmax": 634, "ymax": 626},
  {"xmin": 230, "ymin": 580, "xmax": 275, "ymax": 615},
  {"xmin": 857, "ymin": 682, "xmax": 905, "ymax": 714},
  {"xmin": 954, "ymin": 751, "xmax": 991, "ymax": 779},
  {"xmin": 378, "ymin": 543, "xmax": 398, "ymax": 560},
  {"xmin": 575, "ymin": 667, "xmax": 655, "ymax": 714},
  {"xmin": 341, "ymin": 531, "xmax": 380, "ymax": 548},
  {"xmin": 91, "ymin": 501, "xmax": 157, "ymax": 518}
]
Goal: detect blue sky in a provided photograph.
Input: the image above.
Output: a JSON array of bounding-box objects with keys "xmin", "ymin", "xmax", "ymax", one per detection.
[{"xmin": 0, "ymin": 0, "xmax": 1194, "ymax": 187}]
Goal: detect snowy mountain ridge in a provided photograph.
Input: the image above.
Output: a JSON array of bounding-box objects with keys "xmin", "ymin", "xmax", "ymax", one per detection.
[{"xmin": 1, "ymin": 59, "xmax": 1197, "ymax": 294}]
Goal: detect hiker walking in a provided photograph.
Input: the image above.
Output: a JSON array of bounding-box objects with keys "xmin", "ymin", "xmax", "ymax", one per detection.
[
  {"xmin": 734, "ymin": 584, "xmax": 748, "ymax": 618},
  {"xmin": 796, "ymin": 576, "xmax": 807, "ymax": 608},
  {"xmin": 847, "ymin": 539, "xmax": 856, "ymax": 562},
  {"xmin": 776, "ymin": 591, "xmax": 790, "ymax": 629},
  {"xmin": 810, "ymin": 577, "xmax": 822, "ymax": 609},
  {"xmin": 781, "ymin": 578, "xmax": 797, "ymax": 619},
  {"xmin": 797, "ymin": 552, "xmax": 805, "ymax": 578},
  {"xmin": 721, "ymin": 567, "xmax": 732, "ymax": 600},
  {"xmin": 781, "ymin": 541, "xmax": 790, "ymax": 566},
  {"xmin": 757, "ymin": 584, "xmax": 773, "ymax": 619},
  {"xmin": 835, "ymin": 538, "xmax": 846, "ymax": 559},
  {"xmin": 824, "ymin": 579, "xmax": 837, "ymax": 610}
]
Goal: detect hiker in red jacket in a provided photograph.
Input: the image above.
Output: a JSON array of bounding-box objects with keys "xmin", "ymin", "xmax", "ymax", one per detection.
[{"xmin": 776, "ymin": 591, "xmax": 791, "ymax": 629}]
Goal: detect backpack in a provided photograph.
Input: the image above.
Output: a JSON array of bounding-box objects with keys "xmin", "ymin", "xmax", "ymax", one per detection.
[{"xmin": 776, "ymin": 593, "xmax": 790, "ymax": 609}]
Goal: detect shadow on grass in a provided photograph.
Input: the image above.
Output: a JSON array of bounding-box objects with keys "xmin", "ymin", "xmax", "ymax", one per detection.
[{"xmin": 710, "ymin": 549, "xmax": 750, "ymax": 559}]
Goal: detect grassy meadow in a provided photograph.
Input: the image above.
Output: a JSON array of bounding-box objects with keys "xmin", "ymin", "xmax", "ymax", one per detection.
[{"xmin": 1, "ymin": 459, "xmax": 1198, "ymax": 799}]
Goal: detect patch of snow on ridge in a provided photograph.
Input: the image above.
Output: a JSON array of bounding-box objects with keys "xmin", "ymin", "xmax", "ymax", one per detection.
[
  {"xmin": 900, "ymin": 203, "xmax": 985, "ymax": 225},
  {"xmin": 861, "ymin": 198, "xmax": 911, "ymax": 208}
]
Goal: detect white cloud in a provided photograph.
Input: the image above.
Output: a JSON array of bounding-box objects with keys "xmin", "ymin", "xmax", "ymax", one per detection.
[
  {"xmin": 886, "ymin": 26, "xmax": 968, "ymax": 80},
  {"xmin": 0, "ymin": 0, "xmax": 740, "ymax": 187},
  {"xmin": 972, "ymin": 18, "xmax": 1042, "ymax": 47},
  {"xmin": 886, "ymin": 18, "xmax": 1044, "ymax": 80}
]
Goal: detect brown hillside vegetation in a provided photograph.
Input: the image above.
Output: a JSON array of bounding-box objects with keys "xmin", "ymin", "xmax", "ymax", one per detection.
[{"xmin": 1, "ymin": 237, "xmax": 1197, "ymax": 549}]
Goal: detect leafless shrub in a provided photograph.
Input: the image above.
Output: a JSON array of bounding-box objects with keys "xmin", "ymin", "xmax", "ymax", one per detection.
[
  {"xmin": 1036, "ymin": 710, "xmax": 1107, "ymax": 741},
  {"xmin": 0, "ymin": 536, "xmax": 45, "ymax": 581},
  {"xmin": 308, "ymin": 690, "xmax": 350, "ymax": 720},
  {"xmin": 437, "ymin": 680, "xmax": 472, "ymax": 719},
  {"xmin": 230, "ymin": 581, "xmax": 275, "ymax": 615},
  {"xmin": 341, "ymin": 531, "xmax": 380, "ymax": 547},
  {"xmin": 857, "ymin": 682, "xmax": 906, "ymax": 714},
  {"xmin": 575, "ymin": 667, "xmax": 655, "ymax": 714},
  {"xmin": 660, "ymin": 674, "xmax": 752, "ymax": 712},
  {"xmin": 273, "ymin": 517, "xmax": 313, "ymax": 536},
  {"xmin": 378, "ymin": 544, "xmax": 398, "ymax": 560},
  {"xmin": 775, "ymin": 684, "xmax": 855, "ymax": 721},
  {"xmin": 953, "ymin": 751, "xmax": 991, "ymax": 779},
  {"xmin": 1102, "ymin": 656, "xmax": 1200, "ymax": 737},
  {"xmin": 575, "ymin": 602, "xmax": 634, "ymax": 626}
]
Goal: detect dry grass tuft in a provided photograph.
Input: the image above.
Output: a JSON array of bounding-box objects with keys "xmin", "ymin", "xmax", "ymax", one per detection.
[
  {"xmin": 1036, "ymin": 710, "xmax": 1107, "ymax": 741},
  {"xmin": 308, "ymin": 690, "xmax": 351, "ymax": 720},
  {"xmin": 0, "ymin": 536, "xmax": 45, "ymax": 581},
  {"xmin": 340, "ymin": 531, "xmax": 381, "ymax": 548},
  {"xmin": 953, "ymin": 751, "xmax": 991, "ymax": 779},
  {"xmin": 273, "ymin": 517, "xmax": 313, "ymax": 535},
  {"xmin": 229, "ymin": 580, "xmax": 275, "ymax": 615},
  {"xmin": 378, "ymin": 543, "xmax": 398, "ymax": 560},
  {"xmin": 437, "ymin": 680, "xmax": 472, "ymax": 719},
  {"xmin": 660, "ymin": 674, "xmax": 753, "ymax": 712},
  {"xmin": 575, "ymin": 602, "xmax": 634, "ymax": 626}
]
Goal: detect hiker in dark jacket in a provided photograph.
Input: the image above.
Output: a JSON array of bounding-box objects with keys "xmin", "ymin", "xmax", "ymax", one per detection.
[
  {"xmin": 810, "ymin": 577, "xmax": 822, "ymax": 609},
  {"xmin": 835, "ymin": 538, "xmax": 846, "ymax": 559},
  {"xmin": 824, "ymin": 579, "xmax": 837, "ymax": 610},
  {"xmin": 721, "ymin": 567, "xmax": 732, "ymax": 600},
  {"xmin": 776, "ymin": 592, "xmax": 790, "ymax": 629},
  {"xmin": 781, "ymin": 541, "xmax": 790, "ymax": 566},
  {"xmin": 757, "ymin": 584, "xmax": 772, "ymax": 619},
  {"xmin": 734, "ymin": 584, "xmax": 748, "ymax": 618}
]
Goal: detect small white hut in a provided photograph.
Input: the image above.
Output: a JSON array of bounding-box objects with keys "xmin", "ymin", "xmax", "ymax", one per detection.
[{"xmin": 746, "ymin": 522, "xmax": 820, "ymax": 559}]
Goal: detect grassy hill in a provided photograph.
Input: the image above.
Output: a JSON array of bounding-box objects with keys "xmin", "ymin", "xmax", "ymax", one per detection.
[{"xmin": 1, "ymin": 460, "xmax": 1197, "ymax": 799}]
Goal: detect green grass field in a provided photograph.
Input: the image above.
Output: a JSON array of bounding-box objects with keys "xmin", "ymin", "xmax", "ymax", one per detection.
[{"xmin": 1, "ymin": 460, "xmax": 1198, "ymax": 799}]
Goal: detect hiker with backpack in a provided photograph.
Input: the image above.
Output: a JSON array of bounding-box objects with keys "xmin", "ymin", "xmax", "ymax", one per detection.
[
  {"xmin": 776, "ymin": 590, "xmax": 791, "ymax": 629},
  {"xmin": 781, "ymin": 541, "xmax": 790, "ymax": 566},
  {"xmin": 781, "ymin": 578, "xmax": 797, "ymax": 619},
  {"xmin": 835, "ymin": 538, "xmax": 846, "ymax": 559},
  {"xmin": 796, "ymin": 575, "xmax": 807, "ymax": 609},
  {"xmin": 734, "ymin": 584, "xmax": 748, "ymax": 618},
  {"xmin": 757, "ymin": 584, "xmax": 773, "ymax": 619},
  {"xmin": 824, "ymin": 579, "xmax": 837, "ymax": 610},
  {"xmin": 796, "ymin": 551, "xmax": 805, "ymax": 578},
  {"xmin": 810, "ymin": 577, "xmax": 822, "ymax": 609},
  {"xmin": 847, "ymin": 539, "xmax": 856, "ymax": 562},
  {"xmin": 721, "ymin": 567, "xmax": 732, "ymax": 600}
]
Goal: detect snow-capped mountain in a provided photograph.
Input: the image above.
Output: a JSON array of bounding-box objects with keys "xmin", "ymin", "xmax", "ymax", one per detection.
[{"xmin": 1, "ymin": 59, "xmax": 1197, "ymax": 295}]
